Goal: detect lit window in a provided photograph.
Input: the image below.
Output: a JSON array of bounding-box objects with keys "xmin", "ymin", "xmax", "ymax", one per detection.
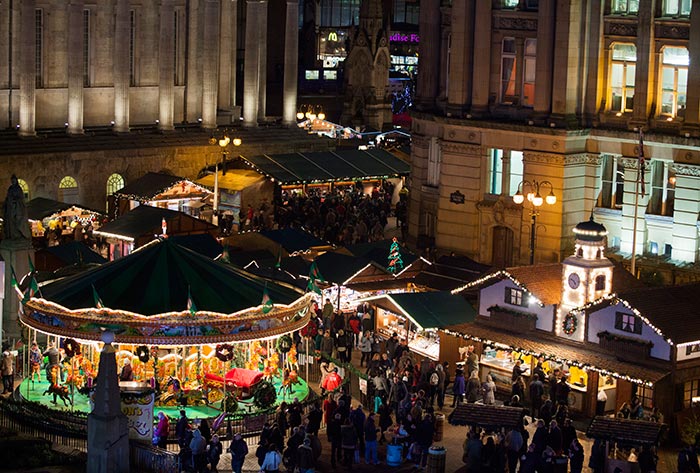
[
  {"xmin": 305, "ymin": 70, "xmax": 319, "ymax": 80},
  {"xmin": 505, "ymin": 287, "xmax": 527, "ymax": 307},
  {"xmin": 58, "ymin": 176, "xmax": 79, "ymax": 204},
  {"xmin": 610, "ymin": 44, "xmax": 636, "ymax": 113},
  {"xmin": 487, "ymin": 149, "xmax": 523, "ymax": 196},
  {"xmin": 106, "ymin": 173, "xmax": 125, "ymax": 196},
  {"xmin": 597, "ymin": 155, "xmax": 625, "ymax": 209},
  {"xmin": 684, "ymin": 379, "xmax": 700, "ymax": 408},
  {"xmin": 660, "ymin": 47, "xmax": 688, "ymax": 118},
  {"xmin": 489, "ymin": 149, "xmax": 503, "ymax": 195},
  {"xmin": 426, "ymin": 138, "xmax": 442, "ymax": 187},
  {"xmin": 611, "ymin": 0, "xmax": 639, "ymax": 14},
  {"xmin": 647, "ymin": 161, "xmax": 675, "ymax": 217},
  {"xmin": 663, "ymin": 0, "xmax": 691, "ymax": 16},
  {"xmin": 17, "ymin": 179, "xmax": 30, "ymax": 201},
  {"xmin": 501, "ymin": 38, "xmax": 517, "ymax": 104},
  {"xmin": 522, "ymin": 39, "xmax": 536, "ymax": 107},
  {"xmin": 503, "ymin": 0, "xmax": 519, "ymax": 8},
  {"xmin": 59, "ymin": 176, "xmax": 78, "ymax": 189},
  {"xmin": 615, "ymin": 312, "xmax": 641, "ymax": 334}
]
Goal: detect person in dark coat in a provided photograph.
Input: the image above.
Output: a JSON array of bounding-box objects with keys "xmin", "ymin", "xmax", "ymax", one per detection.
[
  {"xmin": 568, "ymin": 439, "xmax": 585, "ymax": 473},
  {"xmin": 466, "ymin": 370, "xmax": 481, "ymax": 403},
  {"xmin": 531, "ymin": 419, "xmax": 548, "ymax": 456},
  {"xmin": 519, "ymin": 443, "xmax": 538, "ymax": 473},
  {"xmin": 561, "ymin": 418, "xmax": 577, "ymax": 452},
  {"xmin": 547, "ymin": 420, "xmax": 563, "ymax": 454},
  {"xmin": 540, "ymin": 399, "xmax": 554, "ymax": 426},
  {"xmin": 452, "ymin": 369, "xmax": 466, "ymax": 407},
  {"xmin": 197, "ymin": 418, "xmax": 211, "ymax": 443},
  {"xmin": 340, "ymin": 418, "xmax": 358, "ymax": 466},
  {"xmin": 306, "ymin": 402, "xmax": 322, "ymax": 435},
  {"xmin": 416, "ymin": 414, "xmax": 435, "ymax": 468},
  {"xmin": 638, "ymin": 445, "xmax": 658, "ymax": 473},
  {"xmin": 228, "ymin": 433, "xmax": 248, "ymax": 473},
  {"xmin": 176, "ymin": 410, "xmax": 191, "ymax": 447},
  {"xmin": 529, "ymin": 374, "xmax": 545, "ymax": 418},
  {"xmin": 327, "ymin": 413, "xmax": 343, "ymax": 467}
]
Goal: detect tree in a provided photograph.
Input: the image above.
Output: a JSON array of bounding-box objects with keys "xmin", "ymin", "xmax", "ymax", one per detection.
[{"xmin": 387, "ymin": 237, "xmax": 404, "ymax": 273}]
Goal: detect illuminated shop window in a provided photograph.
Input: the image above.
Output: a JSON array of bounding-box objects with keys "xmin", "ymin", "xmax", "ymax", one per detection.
[
  {"xmin": 610, "ymin": 44, "xmax": 636, "ymax": 113},
  {"xmin": 647, "ymin": 161, "xmax": 675, "ymax": 217},
  {"xmin": 611, "ymin": 0, "xmax": 639, "ymax": 14},
  {"xmin": 660, "ymin": 47, "xmax": 688, "ymax": 118},
  {"xmin": 503, "ymin": 0, "xmax": 519, "ymax": 8}
]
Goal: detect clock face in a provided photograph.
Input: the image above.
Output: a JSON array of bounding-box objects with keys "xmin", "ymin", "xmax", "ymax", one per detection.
[{"xmin": 568, "ymin": 273, "xmax": 580, "ymax": 289}]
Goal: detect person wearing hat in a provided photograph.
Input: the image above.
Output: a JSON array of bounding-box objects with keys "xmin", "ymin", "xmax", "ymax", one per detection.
[
  {"xmin": 228, "ymin": 433, "xmax": 248, "ymax": 473},
  {"xmin": 297, "ymin": 436, "xmax": 316, "ymax": 473}
]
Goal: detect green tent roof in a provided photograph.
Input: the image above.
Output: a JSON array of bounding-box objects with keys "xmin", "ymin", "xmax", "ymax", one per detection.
[
  {"xmin": 39, "ymin": 238, "xmax": 304, "ymax": 315},
  {"xmin": 371, "ymin": 291, "xmax": 476, "ymax": 331}
]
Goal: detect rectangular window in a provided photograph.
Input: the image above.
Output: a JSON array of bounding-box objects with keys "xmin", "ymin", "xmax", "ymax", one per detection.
[
  {"xmin": 174, "ymin": 10, "xmax": 179, "ymax": 85},
  {"xmin": 305, "ymin": 70, "xmax": 320, "ymax": 80},
  {"xmin": 427, "ymin": 137, "xmax": 442, "ymax": 187},
  {"xmin": 129, "ymin": 10, "xmax": 136, "ymax": 86},
  {"xmin": 489, "ymin": 149, "xmax": 503, "ymax": 195},
  {"xmin": 83, "ymin": 10, "xmax": 90, "ymax": 87},
  {"xmin": 320, "ymin": 0, "xmax": 361, "ymax": 27},
  {"xmin": 610, "ymin": 44, "xmax": 636, "ymax": 113},
  {"xmin": 488, "ymin": 149, "xmax": 524, "ymax": 196},
  {"xmin": 35, "ymin": 9, "xmax": 43, "ymax": 88},
  {"xmin": 664, "ymin": 0, "xmax": 692, "ymax": 16},
  {"xmin": 615, "ymin": 312, "xmax": 642, "ymax": 334},
  {"xmin": 647, "ymin": 160, "xmax": 675, "ymax": 217},
  {"xmin": 505, "ymin": 287, "xmax": 527, "ymax": 307},
  {"xmin": 635, "ymin": 385, "xmax": 653, "ymax": 410},
  {"xmin": 660, "ymin": 47, "xmax": 688, "ymax": 118},
  {"xmin": 597, "ymin": 155, "xmax": 625, "ymax": 209},
  {"xmin": 501, "ymin": 38, "xmax": 517, "ymax": 104},
  {"xmin": 323, "ymin": 70, "xmax": 337, "ymax": 80},
  {"xmin": 522, "ymin": 39, "xmax": 536, "ymax": 107},
  {"xmin": 503, "ymin": 0, "xmax": 519, "ymax": 8},
  {"xmin": 686, "ymin": 344, "xmax": 700, "ymax": 356},
  {"xmin": 509, "ymin": 151, "xmax": 524, "ymax": 196},
  {"xmin": 684, "ymin": 379, "xmax": 700, "ymax": 408},
  {"xmin": 611, "ymin": 0, "xmax": 639, "ymax": 14}
]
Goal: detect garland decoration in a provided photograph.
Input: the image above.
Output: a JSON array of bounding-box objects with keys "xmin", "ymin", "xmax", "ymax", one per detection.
[
  {"xmin": 562, "ymin": 313, "xmax": 577, "ymax": 335},
  {"xmin": 276, "ymin": 335, "xmax": 293, "ymax": 354},
  {"xmin": 215, "ymin": 344, "xmax": 234, "ymax": 362},
  {"xmin": 253, "ymin": 380, "xmax": 277, "ymax": 409},
  {"xmin": 136, "ymin": 345, "xmax": 150, "ymax": 363},
  {"xmin": 63, "ymin": 338, "xmax": 81, "ymax": 358}
]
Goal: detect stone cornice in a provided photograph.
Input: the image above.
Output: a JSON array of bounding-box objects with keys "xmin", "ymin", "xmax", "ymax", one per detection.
[
  {"xmin": 672, "ymin": 163, "xmax": 700, "ymax": 177},
  {"xmin": 523, "ymin": 152, "xmax": 565, "ymax": 165},
  {"xmin": 564, "ymin": 153, "xmax": 601, "ymax": 166}
]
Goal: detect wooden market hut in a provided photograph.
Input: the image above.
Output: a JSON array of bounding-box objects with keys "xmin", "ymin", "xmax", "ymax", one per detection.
[{"xmin": 114, "ymin": 172, "xmax": 212, "ymax": 217}]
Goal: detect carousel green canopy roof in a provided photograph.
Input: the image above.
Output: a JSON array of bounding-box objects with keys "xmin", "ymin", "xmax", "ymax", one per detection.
[
  {"xmin": 22, "ymin": 239, "xmax": 312, "ymax": 345},
  {"xmin": 40, "ymin": 238, "xmax": 303, "ymax": 315}
]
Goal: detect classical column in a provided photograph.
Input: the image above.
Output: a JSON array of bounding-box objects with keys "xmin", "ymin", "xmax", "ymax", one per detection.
[
  {"xmin": 683, "ymin": 0, "xmax": 700, "ymax": 131},
  {"xmin": 18, "ymin": 0, "xmax": 36, "ymax": 137},
  {"xmin": 185, "ymin": 0, "xmax": 202, "ymax": 123},
  {"xmin": 470, "ymin": 0, "xmax": 491, "ymax": 116},
  {"xmin": 446, "ymin": 0, "xmax": 475, "ymax": 115},
  {"xmin": 67, "ymin": 0, "xmax": 85, "ymax": 134},
  {"xmin": 113, "ymin": 0, "xmax": 130, "ymax": 132},
  {"xmin": 158, "ymin": 0, "xmax": 175, "ymax": 131},
  {"xmin": 282, "ymin": 0, "xmax": 299, "ymax": 126},
  {"xmin": 549, "ymin": 0, "xmax": 582, "ymax": 123},
  {"xmin": 415, "ymin": 0, "xmax": 441, "ymax": 111},
  {"xmin": 243, "ymin": 0, "xmax": 260, "ymax": 126},
  {"xmin": 534, "ymin": 0, "xmax": 555, "ymax": 118},
  {"xmin": 201, "ymin": 0, "xmax": 219, "ymax": 129},
  {"xmin": 257, "ymin": 0, "xmax": 268, "ymax": 121},
  {"xmin": 218, "ymin": 0, "xmax": 238, "ymax": 111},
  {"xmin": 632, "ymin": 0, "xmax": 655, "ymax": 125},
  {"xmin": 583, "ymin": 0, "xmax": 604, "ymax": 124},
  {"xmin": 670, "ymin": 164, "xmax": 700, "ymax": 262}
]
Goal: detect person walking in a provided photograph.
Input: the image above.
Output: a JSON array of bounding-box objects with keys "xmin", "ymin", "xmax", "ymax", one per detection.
[
  {"xmin": 364, "ymin": 412, "xmax": 380, "ymax": 465},
  {"xmin": 154, "ymin": 412, "xmax": 170, "ymax": 449},
  {"xmin": 451, "ymin": 368, "xmax": 466, "ymax": 407},
  {"xmin": 297, "ymin": 437, "xmax": 316, "ymax": 473},
  {"xmin": 359, "ymin": 330, "xmax": 373, "ymax": 367},
  {"xmin": 260, "ymin": 444, "xmax": 283, "ymax": 473},
  {"xmin": 175, "ymin": 410, "xmax": 190, "ymax": 447},
  {"xmin": 328, "ymin": 413, "xmax": 343, "ymax": 468},
  {"xmin": 568, "ymin": 438, "xmax": 585, "ymax": 473},
  {"xmin": 466, "ymin": 370, "xmax": 481, "ymax": 403},
  {"xmin": 207, "ymin": 434, "xmax": 223, "ymax": 472},
  {"xmin": 529, "ymin": 374, "xmax": 545, "ymax": 418},
  {"xmin": 189, "ymin": 429, "xmax": 208, "ymax": 473},
  {"xmin": 505, "ymin": 426, "xmax": 523, "ymax": 473},
  {"xmin": 228, "ymin": 433, "xmax": 248, "ymax": 473},
  {"xmin": 482, "ymin": 374, "xmax": 496, "ymax": 405},
  {"xmin": 340, "ymin": 417, "xmax": 358, "ymax": 466}
]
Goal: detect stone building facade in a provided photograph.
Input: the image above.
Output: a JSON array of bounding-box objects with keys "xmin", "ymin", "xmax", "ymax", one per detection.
[{"xmin": 409, "ymin": 0, "xmax": 700, "ymax": 271}]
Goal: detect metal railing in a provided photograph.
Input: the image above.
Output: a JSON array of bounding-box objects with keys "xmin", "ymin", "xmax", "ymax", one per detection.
[{"xmin": 130, "ymin": 441, "xmax": 180, "ymax": 473}]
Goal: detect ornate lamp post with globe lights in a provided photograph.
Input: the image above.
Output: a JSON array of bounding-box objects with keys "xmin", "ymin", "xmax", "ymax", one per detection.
[
  {"xmin": 512, "ymin": 180, "xmax": 557, "ymax": 265},
  {"xmin": 209, "ymin": 130, "xmax": 242, "ymax": 226}
]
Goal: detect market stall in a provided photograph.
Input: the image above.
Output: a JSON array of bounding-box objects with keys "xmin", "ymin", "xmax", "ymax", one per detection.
[
  {"xmin": 18, "ymin": 238, "xmax": 313, "ymax": 420},
  {"xmin": 26, "ymin": 197, "xmax": 104, "ymax": 240},
  {"xmin": 586, "ymin": 417, "xmax": 665, "ymax": 473},
  {"xmin": 114, "ymin": 172, "xmax": 212, "ymax": 217}
]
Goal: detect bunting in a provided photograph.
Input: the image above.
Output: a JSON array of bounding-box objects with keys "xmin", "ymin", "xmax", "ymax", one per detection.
[
  {"xmin": 261, "ymin": 283, "xmax": 273, "ymax": 314},
  {"xmin": 306, "ymin": 261, "xmax": 324, "ymax": 295},
  {"xmin": 187, "ymin": 286, "xmax": 197, "ymax": 315},
  {"xmin": 92, "ymin": 284, "xmax": 104, "ymax": 309}
]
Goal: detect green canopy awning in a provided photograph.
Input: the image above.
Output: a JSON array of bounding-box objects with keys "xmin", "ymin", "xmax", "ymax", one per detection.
[
  {"xmin": 39, "ymin": 238, "xmax": 304, "ymax": 315},
  {"xmin": 367, "ymin": 291, "xmax": 476, "ymax": 331},
  {"xmin": 241, "ymin": 148, "xmax": 410, "ymax": 185}
]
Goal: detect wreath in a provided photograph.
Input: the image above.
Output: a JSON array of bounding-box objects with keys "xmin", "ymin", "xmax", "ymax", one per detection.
[
  {"xmin": 562, "ymin": 313, "xmax": 578, "ymax": 335},
  {"xmin": 64, "ymin": 338, "xmax": 81, "ymax": 358},
  {"xmin": 136, "ymin": 346, "xmax": 150, "ymax": 363},
  {"xmin": 276, "ymin": 335, "xmax": 293, "ymax": 354},
  {"xmin": 215, "ymin": 344, "xmax": 234, "ymax": 362},
  {"xmin": 253, "ymin": 381, "xmax": 277, "ymax": 409}
]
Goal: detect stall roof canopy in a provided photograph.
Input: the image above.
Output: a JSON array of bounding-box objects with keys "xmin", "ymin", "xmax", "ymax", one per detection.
[
  {"xmin": 40, "ymin": 241, "xmax": 108, "ymax": 266},
  {"xmin": 586, "ymin": 417, "xmax": 664, "ymax": 445},
  {"xmin": 39, "ymin": 238, "xmax": 304, "ymax": 315},
  {"xmin": 94, "ymin": 205, "xmax": 215, "ymax": 241},
  {"xmin": 241, "ymin": 148, "xmax": 410, "ymax": 185},
  {"xmin": 260, "ymin": 228, "xmax": 330, "ymax": 253},
  {"xmin": 368, "ymin": 291, "xmax": 476, "ymax": 331},
  {"xmin": 448, "ymin": 404, "xmax": 525, "ymax": 429},
  {"xmin": 169, "ymin": 234, "xmax": 222, "ymax": 260},
  {"xmin": 26, "ymin": 197, "xmax": 101, "ymax": 221},
  {"xmin": 345, "ymin": 240, "xmax": 418, "ymax": 268},
  {"xmin": 114, "ymin": 172, "xmax": 193, "ymax": 200},
  {"xmin": 314, "ymin": 251, "xmax": 383, "ymax": 285}
]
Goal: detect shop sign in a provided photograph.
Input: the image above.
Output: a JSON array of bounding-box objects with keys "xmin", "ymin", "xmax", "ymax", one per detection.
[
  {"xmin": 120, "ymin": 391, "xmax": 155, "ymax": 442},
  {"xmin": 390, "ymin": 33, "xmax": 420, "ymax": 43},
  {"xmin": 450, "ymin": 190, "xmax": 465, "ymax": 205}
]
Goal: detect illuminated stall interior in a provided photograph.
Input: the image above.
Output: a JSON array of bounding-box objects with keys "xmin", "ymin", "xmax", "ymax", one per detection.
[{"xmin": 26, "ymin": 197, "xmax": 104, "ymax": 239}]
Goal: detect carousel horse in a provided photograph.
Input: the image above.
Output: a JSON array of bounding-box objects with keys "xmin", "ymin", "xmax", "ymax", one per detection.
[
  {"xmin": 43, "ymin": 366, "xmax": 70, "ymax": 406},
  {"xmin": 278, "ymin": 368, "xmax": 300, "ymax": 396},
  {"xmin": 160, "ymin": 376, "xmax": 205, "ymax": 406}
]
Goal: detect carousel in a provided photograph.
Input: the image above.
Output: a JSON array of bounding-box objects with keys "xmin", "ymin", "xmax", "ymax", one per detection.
[{"xmin": 18, "ymin": 237, "xmax": 313, "ymax": 421}]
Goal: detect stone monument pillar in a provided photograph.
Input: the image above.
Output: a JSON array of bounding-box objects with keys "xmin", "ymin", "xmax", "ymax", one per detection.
[
  {"xmin": 87, "ymin": 331, "xmax": 130, "ymax": 473},
  {"xmin": 0, "ymin": 175, "xmax": 34, "ymax": 342}
]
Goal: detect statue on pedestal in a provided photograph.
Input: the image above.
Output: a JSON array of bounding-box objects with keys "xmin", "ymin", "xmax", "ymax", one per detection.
[{"xmin": 2, "ymin": 175, "xmax": 31, "ymax": 241}]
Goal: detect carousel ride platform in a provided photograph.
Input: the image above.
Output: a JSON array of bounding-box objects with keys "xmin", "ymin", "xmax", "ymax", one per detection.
[{"xmin": 18, "ymin": 374, "xmax": 310, "ymax": 419}]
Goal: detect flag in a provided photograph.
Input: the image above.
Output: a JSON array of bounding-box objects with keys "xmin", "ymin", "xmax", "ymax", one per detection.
[
  {"xmin": 10, "ymin": 266, "xmax": 22, "ymax": 298},
  {"xmin": 306, "ymin": 261, "xmax": 324, "ymax": 295},
  {"xmin": 29, "ymin": 275, "xmax": 42, "ymax": 298},
  {"xmin": 275, "ymin": 245, "xmax": 282, "ymax": 269},
  {"xmin": 638, "ymin": 129, "xmax": 646, "ymax": 197},
  {"xmin": 261, "ymin": 283, "xmax": 273, "ymax": 314},
  {"xmin": 92, "ymin": 284, "xmax": 104, "ymax": 309},
  {"xmin": 27, "ymin": 256, "xmax": 35, "ymax": 274},
  {"xmin": 187, "ymin": 286, "xmax": 197, "ymax": 315}
]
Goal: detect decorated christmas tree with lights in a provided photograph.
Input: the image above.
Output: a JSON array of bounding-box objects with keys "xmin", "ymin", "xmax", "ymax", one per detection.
[{"xmin": 387, "ymin": 237, "xmax": 404, "ymax": 273}]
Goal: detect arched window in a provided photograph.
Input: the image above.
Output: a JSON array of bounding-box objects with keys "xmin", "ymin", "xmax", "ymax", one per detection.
[
  {"xmin": 58, "ymin": 176, "xmax": 79, "ymax": 204},
  {"xmin": 106, "ymin": 173, "xmax": 125, "ymax": 196},
  {"xmin": 17, "ymin": 178, "xmax": 30, "ymax": 201}
]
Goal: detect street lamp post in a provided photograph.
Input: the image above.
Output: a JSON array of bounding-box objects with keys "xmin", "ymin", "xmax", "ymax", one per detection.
[
  {"xmin": 512, "ymin": 180, "xmax": 557, "ymax": 265},
  {"xmin": 209, "ymin": 131, "xmax": 242, "ymax": 227}
]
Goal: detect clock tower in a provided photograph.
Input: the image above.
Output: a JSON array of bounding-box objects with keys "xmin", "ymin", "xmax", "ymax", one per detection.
[{"xmin": 557, "ymin": 217, "xmax": 613, "ymax": 341}]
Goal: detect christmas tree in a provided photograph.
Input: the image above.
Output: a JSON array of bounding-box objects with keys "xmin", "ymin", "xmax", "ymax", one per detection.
[{"xmin": 387, "ymin": 237, "xmax": 404, "ymax": 273}]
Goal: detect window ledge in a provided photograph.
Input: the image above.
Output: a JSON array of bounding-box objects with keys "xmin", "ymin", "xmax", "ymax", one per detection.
[
  {"xmin": 645, "ymin": 214, "xmax": 673, "ymax": 226},
  {"xmin": 593, "ymin": 207, "xmax": 622, "ymax": 217}
]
